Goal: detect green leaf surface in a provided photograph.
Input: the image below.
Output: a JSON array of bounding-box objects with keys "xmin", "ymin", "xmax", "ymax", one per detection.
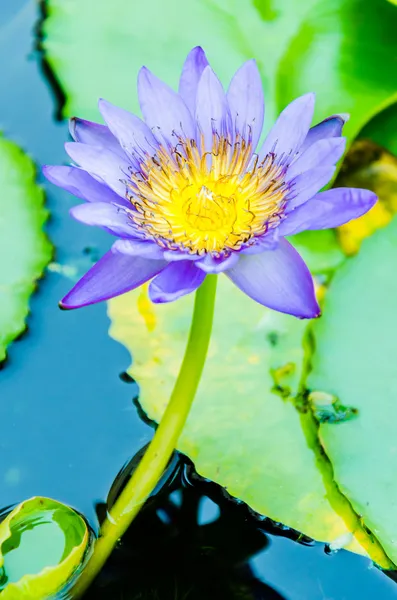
[
  {"xmin": 290, "ymin": 230, "xmax": 345, "ymax": 276},
  {"xmin": 0, "ymin": 136, "xmax": 51, "ymax": 362},
  {"xmin": 42, "ymin": 0, "xmax": 397, "ymax": 141},
  {"xmin": 108, "ymin": 278, "xmax": 388, "ymax": 562},
  {"xmin": 276, "ymin": 0, "xmax": 397, "ymax": 141},
  {"xmin": 0, "ymin": 497, "xmax": 89, "ymax": 599},
  {"xmin": 307, "ymin": 215, "xmax": 397, "ymax": 567},
  {"xmin": 360, "ymin": 104, "xmax": 397, "ymax": 157}
]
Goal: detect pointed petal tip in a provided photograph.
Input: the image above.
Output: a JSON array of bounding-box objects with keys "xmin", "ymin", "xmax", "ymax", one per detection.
[
  {"xmin": 245, "ymin": 57, "xmax": 258, "ymax": 68},
  {"xmin": 202, "ymin": 64, "xmax": 214, "ymax": 77},
  {"xmin": 42, "ymin": 164, "xmax": 62, "ymax": 185},
  {"xmin": 198, "ymin": 65, "xmax": 223, "ymax": 90},
  {"xmin": 137, "ymin": 66, "xmax": 149, "ymax": 89},
  {"xmin": 98, "ymin": 97, "xmax": 116, "ymax": 112},
  {"xmin": 299, "ymin": 309, "xmax": 321, "ymax": 320},
  {"xmin": 190, "ymin": 45, "xmax": 206, "ymax": 57},
  {"xmin": 68, "ymin": 116, "xmax": 77, "ymax": 137},
  {"xmin": 58, "ymin": 299, "xmax": 74, "ymax": 311},
  {"xmin": 368, "ymin": 190, "xmax": 378, "ymax": 205},
  {"xmin": 304, "ymin": 91, "xmax": 316, "ymax": 106},
  {"xmin": 64, "ymin": 140, "xmax": 73, "ymax": 153},
  {"xmin": 138, "ymin": 65, "xmax": 150, "ymax": 81},
  {"xmin": 295, "ymin": 297, "xmax": 321, "ymax": 320},
  {"xmin": 291, "ymin": 92, "xmax": 315, "ymax": 113},
  {"xmin": 98, "ymin": 97, "xmax": 114, "ymax": 118},
  {"xmin": 233, "ymin": 58, "xmax": 261, "ymax": 80}
]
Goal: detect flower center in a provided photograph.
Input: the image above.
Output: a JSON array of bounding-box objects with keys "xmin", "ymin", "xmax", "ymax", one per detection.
[
  {"xmin": 127, "ymin": 135, "xmax": 289, "ymax": 255},
  {"xmin": 185, "ymin": 186, "xmax": 237, "ymax": 232}
]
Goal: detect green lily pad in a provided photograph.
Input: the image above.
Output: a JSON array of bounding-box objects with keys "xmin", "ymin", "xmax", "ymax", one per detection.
[
  {"xmin": 276, "ymin": 0, "xmax": 397, "ymax": 142},
  {"xmin": 307, "ymin": 215, "xmax": 397, "ymax": 567},
  {"xmin": 291, "ymin": 230, "xmax": 345, "ymax": 276},
  {"xmin": 0, "ymin": 136, "xmax": 51, "ymax": 362},
  {"xmin": 42, "ymin": 0, "xmax": 397, "ymax": 141},
  {"xmin": 360, "ymin": 103, "xmax": 397, "ymax": 157},
  {"xmin": 108, "ymin": 278, "xmax": 392, "ymax": 565},
  {"xmin": 0, "ymin": 496, "xmax": 89, "ymax": 599}
]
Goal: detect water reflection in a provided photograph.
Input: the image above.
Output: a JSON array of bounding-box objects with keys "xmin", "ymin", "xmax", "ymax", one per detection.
[{"xmin": 86, "ymin": 474, "xmax": 286, "ymax": 600}]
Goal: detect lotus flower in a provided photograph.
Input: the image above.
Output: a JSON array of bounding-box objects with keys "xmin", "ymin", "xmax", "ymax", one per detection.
[{"xmin": 43, "ymin": 47, "xmax": 376, "ymax": 318}]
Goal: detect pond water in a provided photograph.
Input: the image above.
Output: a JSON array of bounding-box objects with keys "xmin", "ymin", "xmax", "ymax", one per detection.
[{"xmin": 1, "ymin": 1, "xmax": 397, "ymax": 598}]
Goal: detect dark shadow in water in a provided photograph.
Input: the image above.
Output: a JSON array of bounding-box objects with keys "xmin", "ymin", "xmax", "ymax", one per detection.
[
  {"xmin": 35, "ymin": 0, "xmax": 67, "ymax": 121},
  {"xmin": 85, "ymin": 471, "xmax": 286, "ymax": 600},
  {"xmin": 84, "ymin": 462, "xmax": 397, "ymax": 600}
]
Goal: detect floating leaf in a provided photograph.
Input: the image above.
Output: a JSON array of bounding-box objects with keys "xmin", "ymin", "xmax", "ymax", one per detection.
[
  {"xmin": 291, "ymin": 230, "xmax": 345, "ymax": 276},
  {"xmin": 0, "ymin": 136, "xmax": 51, "ymax": 361},
  {"xmin": 108, "ymin": 279, "xmax": 392, "ymax": 564},
  {"xmin": 0, "ymin": 497, "xmax": 89, "ymax": 599},
  {"xmin": 360, "ymin": 104, "xmax": 397, "ymax": 157},
  {"xmin": 42, "ymin": 0, "xmax": 397, "ymax": 141},
  {"xmin": 276, "ymin": 0, "xmax": 397, "ymax": 141},
  {"xmin": 308, "ymin": 216, "xmax": 397, "ymax": 566}
]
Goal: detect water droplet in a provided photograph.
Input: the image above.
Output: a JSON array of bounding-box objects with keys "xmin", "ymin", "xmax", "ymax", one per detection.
[{"xmin": 326, "ymin": 532, "xmax": 353, "ymax": 553}]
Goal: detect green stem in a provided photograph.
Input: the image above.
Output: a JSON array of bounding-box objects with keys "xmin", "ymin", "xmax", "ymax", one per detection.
[{"xmin": 73, "ymin": 274, "xmax": 218, "ymax": 597}]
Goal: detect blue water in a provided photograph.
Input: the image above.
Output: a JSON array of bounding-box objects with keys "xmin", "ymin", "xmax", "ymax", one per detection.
[{"xmin": 0, "ymin": 1, "xmax": 396, "ymax": 598}]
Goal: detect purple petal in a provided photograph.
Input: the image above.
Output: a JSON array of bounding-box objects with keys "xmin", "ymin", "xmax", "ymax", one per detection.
[
  {"xmin": 148, "ymin": 260, "xmax": 206, "ymax": 303},
  {"xmin": 42, "ymin": 165, "xmax": 128, "ymax": 205},
  {"xmin": 287, "ymin": 166, "xmax": 336, "ymax": 211},
  {"xmin": 301, "ymin": 114, "xmax": 349, "ymax": 153},
  {"xmin": 98, "ymin": 99, "xmax": 158, "ymax": 163},
  {"xmin": 65, "ymin": 142, "xmax": 131, "ymax": 198},
  {"xmin": 138, "ymin": 66, "xmax": 196, "ymax": 144},
  {"xmin": 69, "ymin": 117, "xmax": 126, "ymax": 159},
  {"xmin": 287, "ymin": 137, "xmax": 346, "ymax": 179},
  {"xmin": 113, "ymin": 238, "xmax": 165, "ymax": 260},
  {"xmin": 258, "ymin": 93, "xmax": 315, "ymax": 163},
  {"xmin": 60, "ymin": 247, "xmax": 166, "ymax": 309},
  {"xmin": 227, "ymin": 59, "xmax": 264, "ymax": 150},
  {"xmin": 279, "ymin": 188, "xmax": 378, "ymax": 236},
  {"xmin": 226, "ymin": 239, "xmax": 320, "ymax": 318},
  {"xmin": 196, "ymin": 66, "xmax": 232, "ymax": 150},
  {"xmin": 196, "ymin": 252, "xmax": 239, "ymax": 273},
  {"xmin": 179, "ymin": 46, "xmax": 209, "ymax": 115},
  {"xmin": 163, "ymin": 249, "xmax": 202, "ymax": 262},
  {"xmin": 240, "ymin": 229, "xmax": 280, "ymax": 254},
  {"xmin": 69, "ymin": 202, "xmax": 140, "ymax": 238}
]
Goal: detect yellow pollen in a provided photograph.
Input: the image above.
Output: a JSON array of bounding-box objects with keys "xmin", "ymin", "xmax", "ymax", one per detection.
[{"xmin": 127, "ymin": 134, "xmax": 289, "ymax": 255}]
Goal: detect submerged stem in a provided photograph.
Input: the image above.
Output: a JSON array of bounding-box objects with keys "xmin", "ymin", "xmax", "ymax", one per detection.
[{"xmin": 73, "ymin": 274, "xmax": 218, "ymax": 597}]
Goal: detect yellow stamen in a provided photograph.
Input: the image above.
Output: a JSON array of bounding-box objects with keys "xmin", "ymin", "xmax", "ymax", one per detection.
[{"xmin": 127, "ymin": 134, "xmax": 289, "ymax": 255}]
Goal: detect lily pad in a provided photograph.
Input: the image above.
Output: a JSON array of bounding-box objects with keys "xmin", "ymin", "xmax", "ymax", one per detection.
[
  {"xmin": 360, "ymin": 103, "xmax": 397, "ymax": 157},
  {"xmin": 0, "ymin": 496, "xmax": 89, "ymax": 599},
  {"xmin": 0, "ymin": 136, "xmax": 51, "ymax": 362},
  {"xmin": 108, "ymin": 279, "xmax": 391, "ymax": 564},
  {"xmin": 42, "ymin": 0, "xmax": 397, "ymax": 140},
  {"xmin": 307, "ymin": 215, "xmax": 397, "ymax": 567},
  {"xmin": 291, "ymin": 230, "xmax": 345, "ymax": 276}
]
